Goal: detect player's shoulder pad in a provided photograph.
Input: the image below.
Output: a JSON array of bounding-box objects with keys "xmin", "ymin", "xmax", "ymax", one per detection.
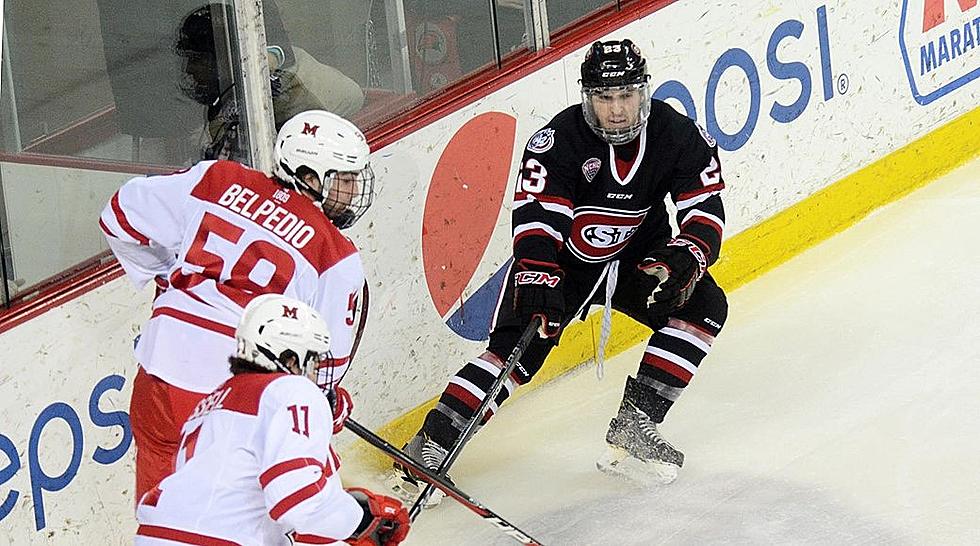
[
  {"xmin": 524, "ymin": 105, "xmax": 580, "ymax": 156},
  {"xmin": 651, "ymin": 100, "xmax": 717, "ymax": 152}
]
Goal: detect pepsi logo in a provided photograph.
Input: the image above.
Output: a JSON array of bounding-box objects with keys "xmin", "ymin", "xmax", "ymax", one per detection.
[{"xmin": 422, "ymin": 112, "xmax": 517, "ymax": 340}]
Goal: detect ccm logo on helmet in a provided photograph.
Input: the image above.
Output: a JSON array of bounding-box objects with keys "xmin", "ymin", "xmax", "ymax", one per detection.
[
  {"xmin": 602, "ymin": 71, "xmax": 626, "ymax": 77},
  {"xmin": 302, "ymin": 123, "xmax": 319, "ymax": 136},
  {"xmin": 282, "ymin": 305, "xmax": 298, "ymax": 319},
  {"xmin": 515, "ymin": 271, "xmax": 561, "ymax": 288}
]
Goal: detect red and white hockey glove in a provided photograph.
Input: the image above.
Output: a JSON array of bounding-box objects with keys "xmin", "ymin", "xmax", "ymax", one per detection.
[
  {"xmin": 328, "ymin": 387, "xmax": 353, "ymax": 435},
  {"xmin": 639, "ymin": 237, "xmax": 707, "ymax": 312},
  {"xmin": 346, "ymin": 488, "xmax": 410, "ymax": 546},
  {"xmin": 513, "ymin": 258, "xmax": 565, "ymax": 338}
]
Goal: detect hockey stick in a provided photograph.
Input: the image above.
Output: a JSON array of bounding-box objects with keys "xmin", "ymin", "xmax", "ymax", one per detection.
[
  {"xmin": 345, "ymin": 418, "xmax": 544, "ymax": 545},
  {"xmin": 409, "ymin": 317, "xmax": 542, "ymax": 519}
]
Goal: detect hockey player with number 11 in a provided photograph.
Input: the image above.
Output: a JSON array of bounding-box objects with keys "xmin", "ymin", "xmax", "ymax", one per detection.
[
  {"xmin": 391, "ymin": 39, "xmax": 729, "ymax": 500},
  {"xmin": 135, "ymin": 294, "xmax": 409, "ymax": 545}
]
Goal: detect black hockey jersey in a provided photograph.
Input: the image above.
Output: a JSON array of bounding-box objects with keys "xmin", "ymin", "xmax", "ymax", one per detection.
[{"xmin": 512, "ymin": 99, "xmax": 725, "ymax": 270}]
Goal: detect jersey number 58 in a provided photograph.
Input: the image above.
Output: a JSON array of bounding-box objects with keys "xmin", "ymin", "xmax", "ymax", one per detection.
[{"xmin": 171, "ymin": 212, "xmax": 297, "ymax": 306}]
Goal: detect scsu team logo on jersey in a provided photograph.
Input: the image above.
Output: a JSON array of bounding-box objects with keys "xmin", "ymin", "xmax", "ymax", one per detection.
[
  {"xmin": 568, "ymin": 206, "xmax": 650, "ymax": 263},
  {"xmin": 899, "ymin": 0, "xmax": 980, "ymax": 105},
  {"xmin": 526, "ymin": 128, "xmax": 555, "ymax": 153}
]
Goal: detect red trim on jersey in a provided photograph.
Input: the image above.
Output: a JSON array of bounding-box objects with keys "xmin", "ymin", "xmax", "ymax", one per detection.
[
  {"xmin": 110, "ymin": 192, "xmax": 150, "ymax": 245},
  {"xmin": 320, "ymin": 356, "xmax": 350, "ymax": 369},
  {"xmin": 677, "ymin": 183, "xmax": 725, "ymax": 202},
  {"xmin": 292, "ymin": 533, "xmax": 340, "ymax": 544},
  {"xmin": 513, "ymin": 228, "xmax": 564, "ymax": 247},
  {"xmin": 98, "ymin": 217, "xmax": 112, "ymax": 237},
  {"xmin": 329, "ymin": 447, "xmax": 341, "ymax": 472},
  {"xmin": 677, "ymin": 233, "xmax": 714, "ymax": 261},
  {"xmin": 260, "ymin": 458, "xmax": 325, "ymax": 489},
  {"xmin": 140, "ymin": 485, "xmax": 163, "ymax": 507},
  {"xmin": 269, "ymin": 474, "xmax": 328, "ymax": 521},
  {"xmin": 514, "ymin": 192, "xmax": 574, "ymax": 210},
  {"xmin": 188, "ymin": 161, "xmax": 357, "ymax": 275},
  {"xmin": 151, "ymin": 306, "xmax": 235, "ymax": 337},
  {"xmin": 216, "ymin": 373, "xmax": 288, "ymax": 416},
  {"xmin": 136, "ymin": 524, "xmax": 239, "ymax": 546},
  {"xmin": 681, "ymin": 215, "xmax": 724, "ymax": 240},
  {"xmin": 641, "ymin": 353, "xmax": 694, "ymax": 383},
  {"xmin": 614, "ymin": 139, "xmax": 641, "ymax": 180},
  {"xmin": 445, "ymin": 382, "xmax": 483, "ymax": 411}
]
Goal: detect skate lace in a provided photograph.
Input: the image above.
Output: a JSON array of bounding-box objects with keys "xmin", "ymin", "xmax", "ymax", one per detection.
[
  {"xmin": 633, "ymin": 407, "xmax": 668, "ymax": 448},
  {"xmin": 420, "ymin": 440, "xmax": 448, "ymax": 471}
]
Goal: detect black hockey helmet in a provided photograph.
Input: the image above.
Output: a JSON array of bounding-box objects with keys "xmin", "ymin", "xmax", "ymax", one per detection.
[
  {"xmin": 580, "ymin": 39, "xmax": 649, "ymax": 89},
  {"xmin": 174, "ymin": 6, "xmax": 218, "ymax": 58},
  {"xmin": 174, "ymin": 4, "xmax": 224, "ymax": 105},
  {"xmin": 579, "ymin": 39, "xmax": 652, "ymax": 144}
]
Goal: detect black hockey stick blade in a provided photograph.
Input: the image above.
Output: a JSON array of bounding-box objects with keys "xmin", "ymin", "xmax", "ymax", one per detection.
[
  {"xmin": 410, "ymin": 317, "xmax": 542, "ymax": 519},
  {"xmin": 345, "ymin": 418, "xmax": 545, "ymax": 546}
]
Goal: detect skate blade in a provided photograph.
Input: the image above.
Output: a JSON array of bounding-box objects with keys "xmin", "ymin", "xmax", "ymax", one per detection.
[
  {"xmin": 383, "ymin": 469, "xmax": 445, "ymax": 508},
  {"xmin": 596, "ymin": 446, "xmax": 679, "ymax": 485}
]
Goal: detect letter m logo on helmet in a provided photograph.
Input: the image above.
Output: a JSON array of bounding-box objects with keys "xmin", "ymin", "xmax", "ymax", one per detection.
[
  {"xmin": 302, "ymin": 123, "xmax": 319, "ymax": 136},
  {"xmin": 282, "ymin": 305, "xmax": 298, "ymax": 319}
]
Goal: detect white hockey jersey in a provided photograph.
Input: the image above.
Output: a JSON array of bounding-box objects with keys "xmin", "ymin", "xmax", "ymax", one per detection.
[
  {"xmin": 135, "ymin": 372, "xmax": 364, "ymax": 545},
  {"xmin": 100, "ymin": 160, "xmax": 363, "ymax": 393}
]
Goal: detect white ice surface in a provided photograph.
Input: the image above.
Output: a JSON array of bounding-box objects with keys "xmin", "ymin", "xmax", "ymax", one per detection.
[{"xmin": 343, "ymin": 157, "xmax": 980, "ymax": 545}]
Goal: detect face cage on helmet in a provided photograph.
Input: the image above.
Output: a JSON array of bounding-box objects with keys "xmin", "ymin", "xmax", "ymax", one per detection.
[
  {"xmin": 581, "ymin": 82, "xmax": 652, "ymax": 145},
  {"xmin": 256, "ymin": 345, "xmax": 330, "ymax": 383},
  {"xmin": 279, "ymin": 159, "xmax": 375, "ymax": 229},
  {"xmin": 320, "ymin": 164, "xmax": 376, "ymax": 229}
]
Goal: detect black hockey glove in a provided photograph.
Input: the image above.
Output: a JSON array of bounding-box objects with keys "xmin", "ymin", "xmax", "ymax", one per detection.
[
  {"xmin": 346, "ymin": 488, "xmax": 410, "ymax": 546},
  {"xmin": 639, "ymin": 237, "xmax": 707, "ymax": 312},
  {"xmin": 513, "ymin": 258, "xmax": 564, "ymax": 338}
]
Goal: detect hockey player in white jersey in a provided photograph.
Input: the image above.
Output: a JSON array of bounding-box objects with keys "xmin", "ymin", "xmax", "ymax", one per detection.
[
  {"xmin": 135, "ymin": 294, "xmax": 410, "ymax": 546},
  {"xmin": 101, "ymin": 109, "xmax": 375, "ymax": 502}
]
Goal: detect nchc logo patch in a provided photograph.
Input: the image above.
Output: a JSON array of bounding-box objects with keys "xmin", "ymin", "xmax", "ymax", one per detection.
[{"xmin": 899, "ymin": 0, "xmax": 980, "ymax": 105}]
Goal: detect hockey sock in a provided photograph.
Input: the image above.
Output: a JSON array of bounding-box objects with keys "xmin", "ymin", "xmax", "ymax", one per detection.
[
  {"xmin": 422, "ymin": 351, "xmax": 518, "ymax": 450},
  {"xmin": 636, "ymin": 317, "xmax": 719, "ymax": 422}
]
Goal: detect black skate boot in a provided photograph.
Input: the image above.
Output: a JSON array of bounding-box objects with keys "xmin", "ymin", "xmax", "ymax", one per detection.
[
  {"xmin": 385, "ymin": 432, "xmax": 452, "ymax": 508},
  {"xmin": 597, "ymin": 376, "xmax": 684, "ymax": 484}
]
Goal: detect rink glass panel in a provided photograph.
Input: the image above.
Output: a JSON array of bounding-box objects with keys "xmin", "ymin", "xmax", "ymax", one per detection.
[
  {"xmin": 284, "ymin": 0, "xmax": 623, "ymax": 129},
  {"xmin": 0, "ymin": 1, "xmax": 251, "ymax": 305},
  {"xmin": 0, "ymin": 0, "xmax": 627, "ymax": 307}
]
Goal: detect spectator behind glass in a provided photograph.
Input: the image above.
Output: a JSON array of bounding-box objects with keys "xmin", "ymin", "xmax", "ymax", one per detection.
[{"xmin": 175, "ymin": 2, "xmax": 365, "ymax": 162}]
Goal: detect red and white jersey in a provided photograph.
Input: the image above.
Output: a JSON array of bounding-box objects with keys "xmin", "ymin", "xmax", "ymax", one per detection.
[
  {"xmin": 135, "ymin": 372, "xmax": 363, "ymax": 546},
  {"xmin": 101, "ymin": 160, "xmax": 363, "ymax": 393}
]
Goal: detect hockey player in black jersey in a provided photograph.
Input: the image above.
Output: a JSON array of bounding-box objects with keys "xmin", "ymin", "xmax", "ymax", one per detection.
[{"xmin": 390, "ymin": 39, "xmax": 729, "ymax": 501}]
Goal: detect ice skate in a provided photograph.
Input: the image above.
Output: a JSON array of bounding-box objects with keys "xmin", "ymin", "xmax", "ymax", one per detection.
[
  {"xmin": 596, "ymin": 376, "xmax": 683, "ymax": 485},
  {"xmin": 385, "ymin": 432, "xmax": 451, "ymax": 508}
]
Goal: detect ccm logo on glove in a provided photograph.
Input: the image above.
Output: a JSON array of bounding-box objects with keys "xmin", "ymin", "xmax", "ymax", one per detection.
[{"xmin": 514, "ymin": 270, "xmax": 561, "ymax": 287}]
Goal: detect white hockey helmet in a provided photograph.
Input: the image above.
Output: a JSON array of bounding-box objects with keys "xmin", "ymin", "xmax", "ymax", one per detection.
[
  {"xmin": 235, "ymin": 294, "xmax": 331, "ymax": 382},
  {"xmin": 274, "ymin": 110, "xmax": 375, "ymax": 229}
]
